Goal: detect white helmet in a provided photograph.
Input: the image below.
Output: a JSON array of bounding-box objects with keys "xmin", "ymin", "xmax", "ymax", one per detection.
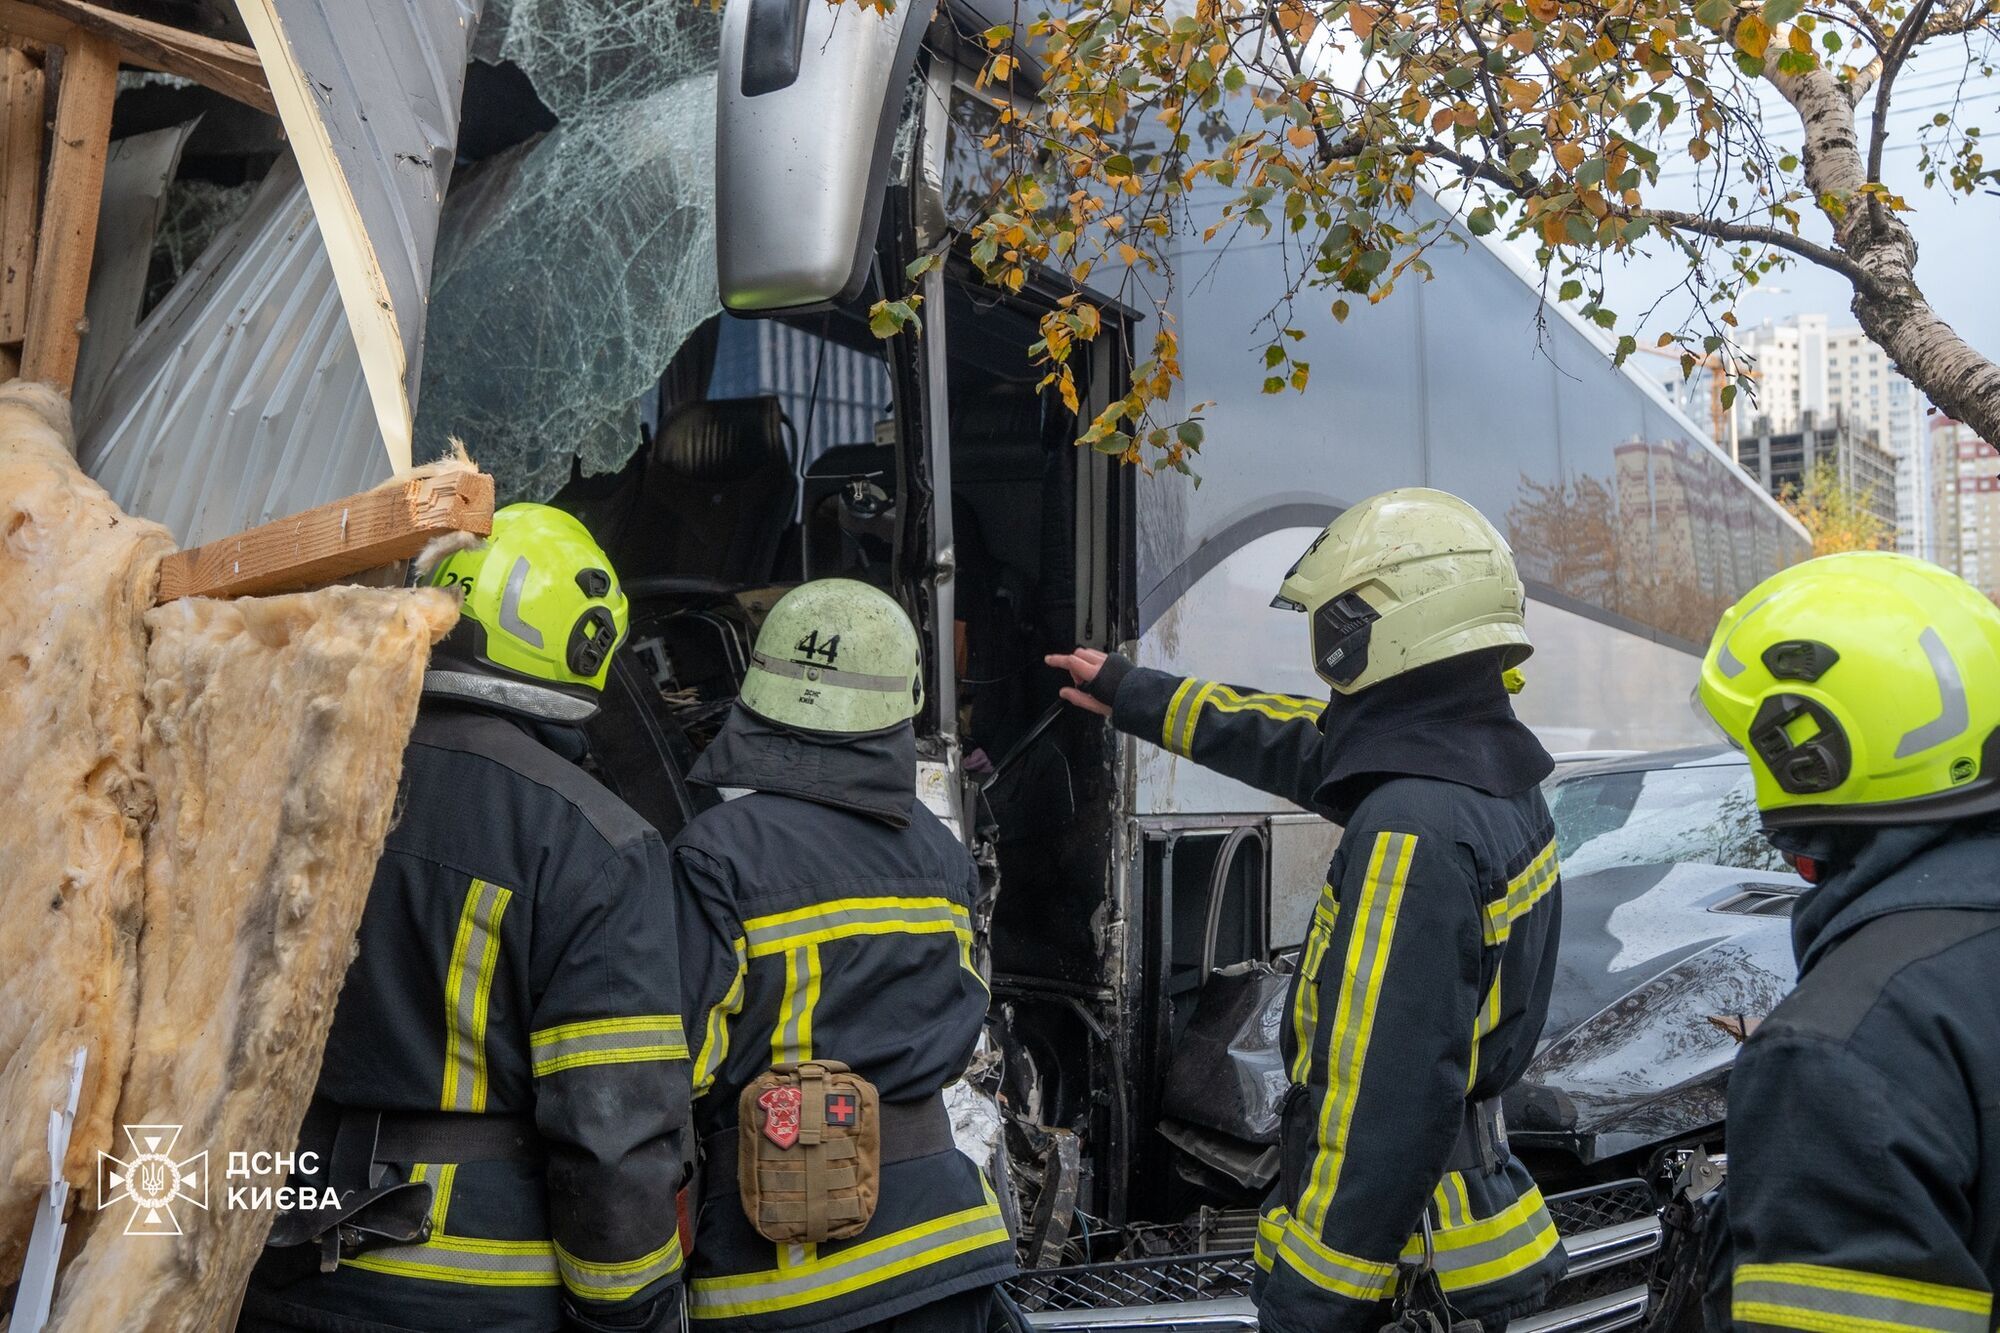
[
  {"xmin": 739, "ymin": 579, "xmax": 924, "ymax": 732},
  {"xmin": 1272, "ymin": 488, "xmax": 1531, "ymax": 693}
]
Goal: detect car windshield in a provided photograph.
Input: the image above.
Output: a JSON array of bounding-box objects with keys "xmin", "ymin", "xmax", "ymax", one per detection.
[{"xmin": 1547, "ymin": 763, "xmax": 1790, "ymax": 876}]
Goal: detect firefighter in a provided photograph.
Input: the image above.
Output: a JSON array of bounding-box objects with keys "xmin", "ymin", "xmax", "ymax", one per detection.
[
  {"xmin": 241, "ymin": 504, "xmax": 688, "ymax": 1333},
  {"xmin": 1695, "ymin": 552, "xmax": 2000, "ymax": 1333},
  {"xmin": 1049, "ymin": 488, "xmax": 1568, "ymax": 1333},
  {"xmin": 670, "ymin": 579, "xmax": 1017, "ymax": 1333}
]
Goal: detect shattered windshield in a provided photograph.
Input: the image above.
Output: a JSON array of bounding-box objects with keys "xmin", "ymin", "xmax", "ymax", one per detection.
[{"xmin": 1547, "ymin": 763, "xmax": 1788, "ymax": 877}]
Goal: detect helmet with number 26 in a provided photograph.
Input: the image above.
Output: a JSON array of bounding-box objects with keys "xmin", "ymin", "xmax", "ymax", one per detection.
[
  {"xmin": 423, "ymin": 503, "xmax": 630, "ymax": 703},
  {"xmin": 740, "ymin": 579, "xmax": 924, "ymax": 734},
  {"xmin": 1698, "ymin": 552, "xmax": 2000, "ymax": 827}
]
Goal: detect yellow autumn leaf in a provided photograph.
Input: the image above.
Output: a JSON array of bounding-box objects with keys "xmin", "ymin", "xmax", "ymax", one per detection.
[
  {"xmin": 1287, "ymin": 125, "xmax": 1317, "ymax": 148},
  {"xmin": 1349, "ymin": 2, "xmax": 1381, "ymax": 38},
  {"xmin": 1499, "ymin": 77, "xmax": 1541, "ymax": 110},
  {"xmin": 1554, "ymin": 141, "xmax": 1586, "ymax": 171},
  {"xmin": 1734, "ymin": 13, "xmax": 1770, "ymax": 57}
]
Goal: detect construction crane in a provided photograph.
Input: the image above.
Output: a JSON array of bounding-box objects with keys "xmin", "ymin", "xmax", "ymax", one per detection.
[{"xmin": 1639, "ymin": 345, "xmax": 1759, "ymax": 465}]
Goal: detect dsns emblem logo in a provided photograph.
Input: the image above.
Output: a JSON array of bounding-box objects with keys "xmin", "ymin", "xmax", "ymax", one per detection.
[{"xmin": 98, "ymin": 1124, "xmax": 207, "ymax": 1236}]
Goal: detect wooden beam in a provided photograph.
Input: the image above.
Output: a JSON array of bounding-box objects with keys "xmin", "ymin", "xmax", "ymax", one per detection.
[
  {"xmin": 0, "ymin": 0, "xmax": 274, "ymax": 116},
  {"xmin": 0, "ymin": 45, "xmax": 42, "ymax": 345},
  {"xmin": 155, "ymin": 470, "xmax": 496, "ymax": 603},
  {"xmin": 19, "ymin": 27, "xmax": 113, "ymax": 391}
]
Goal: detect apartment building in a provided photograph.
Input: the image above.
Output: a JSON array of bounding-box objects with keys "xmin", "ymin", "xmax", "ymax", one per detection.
[
  {"xmin": 1932, "ymin": 418, "xmax": 2000, "ymax": 601},
  {"xmin": 1732, "ymin": 314, "xmax": 1931, "ymax": 560}
]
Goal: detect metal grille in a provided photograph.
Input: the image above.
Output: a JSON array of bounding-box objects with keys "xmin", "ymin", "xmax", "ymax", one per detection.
[
  {"xmin": 1545, "ymin": 1179, "xmax": 1657, "ymax": 1236},
  {"xmin": 1007, "ymin": 1251, "xmax": 1259, "ymax": 1313}
]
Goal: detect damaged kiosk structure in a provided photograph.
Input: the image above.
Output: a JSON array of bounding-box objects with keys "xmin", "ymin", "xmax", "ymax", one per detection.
[{"xmin": 653, "ymin": 2, "xmax": 1815, "ymax": 1329}]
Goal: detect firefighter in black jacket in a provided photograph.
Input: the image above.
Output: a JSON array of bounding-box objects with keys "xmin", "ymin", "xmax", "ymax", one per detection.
[
  {"xmin": 670, "ymin": 579, "xmax": 1017, "ymax": 1333},
  {"xmin": 241, "ymin": 504, "xmax": 688, "ymax": 1333},
  {"xmin": 1695, "ymin": 552, "xmax": 2000, "ymax": 1333},
  {"xmin": 1050, "ymin": 488, "xmax": 1568, "ymax": 1333}
]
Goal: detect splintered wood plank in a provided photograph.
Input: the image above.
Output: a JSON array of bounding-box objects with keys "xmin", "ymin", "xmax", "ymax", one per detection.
[
  {"xmin": 155, "ymin": 470, "xmax": 496, "ymax": 603},
  {"xmin": 0, "ymin": 47, "xmax": 41, "ymax": 345},
  {"xmin": 20, "ymin": 26, "xmax": 113, "ymax": 390},
  {"xmin": 0, "ymin": 0, "xmax": 274, "ymax": 114}
]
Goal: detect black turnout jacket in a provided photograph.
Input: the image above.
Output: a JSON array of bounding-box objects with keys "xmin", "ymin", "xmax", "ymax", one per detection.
[
  {"xmin": 242, "ymin": 691, "xmax": 689, "ymax": 1333},
  {"xmin": 1718, "ymin": 816, "xmax": 2000, "ymax": 1333},
  {"xmin": 669, "ymin": 709, "xmax": 1016, "ymax": 1333},
  {"xmin": 1092, "ymin": 651, "xmax": 1570, "ymax": 1333}
]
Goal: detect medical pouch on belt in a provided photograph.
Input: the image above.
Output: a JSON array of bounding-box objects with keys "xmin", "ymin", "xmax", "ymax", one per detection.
[{"xmin": 739, "ymin": 1060, "xmax": 881, "ymax": 1244}]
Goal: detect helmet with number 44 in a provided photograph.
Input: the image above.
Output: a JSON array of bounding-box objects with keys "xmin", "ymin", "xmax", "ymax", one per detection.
[{"xmin": 739, "ymin": 579, "xmax": 924, "ymax": 733}]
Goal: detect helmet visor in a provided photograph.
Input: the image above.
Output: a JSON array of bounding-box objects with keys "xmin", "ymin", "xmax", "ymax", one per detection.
[{"xmin": 1689, "ymin": 683, "xmax": 1744, "ymax": 752}]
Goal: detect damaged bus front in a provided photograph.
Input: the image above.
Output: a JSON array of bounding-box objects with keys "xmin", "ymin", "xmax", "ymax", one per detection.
[{"xmin": 681, "ymin": 3, "xmax": 1813, "ymax": 1328}]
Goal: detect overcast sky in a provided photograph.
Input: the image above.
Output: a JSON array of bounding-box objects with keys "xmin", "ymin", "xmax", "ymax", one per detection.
[{"xmin": 1583, "ymin": 44, "xmax": 1999, "ymax": 367}]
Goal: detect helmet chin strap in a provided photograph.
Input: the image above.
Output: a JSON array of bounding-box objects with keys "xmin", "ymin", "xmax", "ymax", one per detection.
[{"xmin": 422, "ymin": 669, "xmax": 598, "ymax": 723}]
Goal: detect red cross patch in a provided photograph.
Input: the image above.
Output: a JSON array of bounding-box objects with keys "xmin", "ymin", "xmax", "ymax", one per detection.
[
  {"xmin": 825, "ymin": 1093, "xmax": 858, "ymax": 1128},
  {"xmin": 757, "ymin": 1086, "xmax": 802, "ymax": 1149}
]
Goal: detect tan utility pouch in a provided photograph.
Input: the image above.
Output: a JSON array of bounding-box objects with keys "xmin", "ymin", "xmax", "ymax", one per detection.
[{"xmin": 738, "ymin": 1060, "xmax": 881, "ymax": 1245}]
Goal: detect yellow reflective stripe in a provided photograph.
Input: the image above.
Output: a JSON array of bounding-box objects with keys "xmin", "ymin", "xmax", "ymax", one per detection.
[
  {"xmin": 557, "ymin": 1234, "xmax": 685, "ymax": 1302},
  {"xmin": 1469, "ymin": 964, "xmax": 1503, "ymax": 1093},
  {"xmin": 1177, "ymin": 681, "xmax": 1218, "ymax": 755},
  {"xmin": 343, "ymin": 1233, "xmax": 559, "ymax": 1287},
  {"xmin": 773, "ymin": 945, "xmax": 820, "ymax": 1065},
  {"xmin": 1432, "ymin": 1172, "xmax": 1471, "ymax": 1228},
  {"xmin": 530, "ymin": 1015, "xmax": 689, "ymax": 1077},
  {"xmin": 1205, "ymin": 685, "xmax": 1327, "ymax": 723},
  {"xmin": 442, "ymin": 879, "xmax": 512, "ymax": 1113},
  {"xmin": 1735, "ymin": 1263, "xmax": 1993, "ymax": 1333},
  {"xmin": 742, "ymin": 897, "xmax": 972, "ymax": 958},
  {"xmin": 694, "ymin": 938, "xmax": 748, "ymax": 1097},
  {"xmin": 688, "ymin": 1197, "xmax": 1011, "ymax": 1319},
  {"xmin": 406, "ymin": 1161, "xmax": 456, "ymax": 1234},
  {"xmin": 1483, "ymin": 842, "xmax": 1558, "ymax": 946},
  {"xmin": 1256, "ymin": 1209, "xmax": 1282, "ymax": 1273},
  {"xmin": 1290, "ymin": 895, "xmax": 1336, "ymax": 1084},
  {"xmin": 1298, "ymin": 831, "xmax": 1417, "ymax": 1232},
  {"xmin": 1401, "ymin": 1187, "xmax": 1561, "ymax": 1292},
  {"xmin": 1275, "ymin": 1215, "xmax": 1400, "ymax": 1302},
  {"xmin": 1162, "ymin": 678, "xmax": 1200, "ymax": 754}
]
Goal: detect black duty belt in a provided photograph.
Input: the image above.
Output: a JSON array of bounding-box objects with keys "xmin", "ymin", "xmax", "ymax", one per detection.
[
  {"xmin": 702, "ymin": 1093, "xmax": 955, "ymax": 1184},
  {"xmin": 1445, "ymin": 1096, "xmax": 1509, "ymax": 1174},
  {"xmin": 268, "ymin": 1101, "xmax": 544, "ymax": 1273},
  {"xmin": 300, "ymin": 1098, "xmax": 545, "ymax": 1167}
]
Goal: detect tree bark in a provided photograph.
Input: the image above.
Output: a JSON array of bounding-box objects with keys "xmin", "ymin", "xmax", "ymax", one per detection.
[{"xmin": 1769, "ymin": 59, "xmax": 2000, "ymax": 444}]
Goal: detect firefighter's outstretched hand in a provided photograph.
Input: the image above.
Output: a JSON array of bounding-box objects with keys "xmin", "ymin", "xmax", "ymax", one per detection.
[{"xmin": 1046, "ymin": 648, "xmax": 1112, "ymax": 717}]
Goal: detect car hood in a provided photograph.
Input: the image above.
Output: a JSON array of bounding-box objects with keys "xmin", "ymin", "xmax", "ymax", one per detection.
[{"xmin": 1509, "ymin": 861, "xmax": 1800, "ymax": 1164}]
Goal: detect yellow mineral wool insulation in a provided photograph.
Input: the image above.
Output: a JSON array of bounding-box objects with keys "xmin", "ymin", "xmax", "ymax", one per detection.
[
  {"xmin": 0, "ymin": 381, "xmax": 174, "ymax": 1285},
  {"xmin": 48, "ymin": 584, "xmax": 457, "ymax": 1332}
]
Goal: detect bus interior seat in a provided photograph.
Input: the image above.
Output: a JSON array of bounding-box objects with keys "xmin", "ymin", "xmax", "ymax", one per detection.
[{"xmin": 617, "ymin": 395, "xmax": 799, "ymax": 585}]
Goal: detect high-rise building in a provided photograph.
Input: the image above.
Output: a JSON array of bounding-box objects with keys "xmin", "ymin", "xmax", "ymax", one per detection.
[
  {"xmin": 1731, "ymin": 314, "xmax": 1932, "ymax": 561},
  {"xmin": 1737, "ymin": 413, "xmax": 1900, "ymax": 535},
  {"xmin": 1932, "ymin": 418, "xmax": 2000, "ymax": 601}
]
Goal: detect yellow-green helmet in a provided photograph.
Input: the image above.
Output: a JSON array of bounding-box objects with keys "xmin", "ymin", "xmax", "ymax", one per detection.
[
  {"xmin": 1272, "ymin": 488, "xmax": 1531, "ymax": 693},
  {"xmin": 423, "ymin": 503, "xmax": 629, "ymax": 707},
  {"xmin": 739, "ymin": 579, "xmax": 923, "ymax": 733},
  {"xmin": 1697, "ymin": 552, "xmax": 2000, "ymax": 827}
]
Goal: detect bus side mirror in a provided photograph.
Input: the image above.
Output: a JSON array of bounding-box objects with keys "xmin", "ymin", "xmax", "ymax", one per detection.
[{"xmin": 716, "ymin": 0, "xmax": 937, "ymax": 315}]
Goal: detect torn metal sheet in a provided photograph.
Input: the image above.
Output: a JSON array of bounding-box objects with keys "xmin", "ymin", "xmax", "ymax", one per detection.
[
  {"xmin": 80, "ymin": 154, "xmax": 393, "ymax": 547},
  {"xmin": 232, "ymin": 0, "xmax": 482, "ymax": 470},
  {"xmin": 73, "ymin": 122, "xmax": 196, "ymax": 434}
]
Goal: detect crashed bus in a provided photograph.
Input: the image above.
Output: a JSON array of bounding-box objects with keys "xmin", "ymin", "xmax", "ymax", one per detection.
[
  {"xmin": 530, "ymin": 4, "xmax": 1812, "ymax": 1330},
  {"xmin": 0, "ymin": 0, "xmax": 1809, "ymax": 1323}
]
